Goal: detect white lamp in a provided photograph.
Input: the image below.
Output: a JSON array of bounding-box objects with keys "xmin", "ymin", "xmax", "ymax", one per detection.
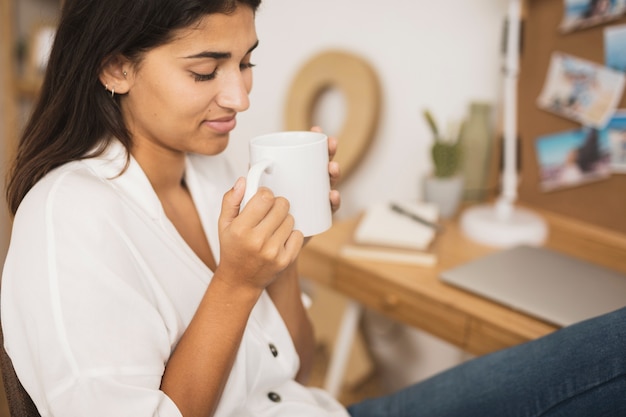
[{"xmin": 459, "ymin": 0, "xmax": 548, "ymax": 248}]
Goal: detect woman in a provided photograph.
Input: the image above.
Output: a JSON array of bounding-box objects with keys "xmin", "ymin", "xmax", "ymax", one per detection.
[
  {"xmin": 3, "ymin": 0, "xmax": 340, "ymax": 415},
  {"xmin": 3, "ymin": 0, "xmax": 626, "ymax": 416}
]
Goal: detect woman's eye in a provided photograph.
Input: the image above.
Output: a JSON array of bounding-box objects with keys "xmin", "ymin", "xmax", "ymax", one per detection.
[
  {"xmin": 191, "ymin": 63, "xmax": 254, "ymax": 82},
  {"xmin": 192, "ymin": 70, "xmax": 217, "ymax": 82},
  {"xmin": 240, "ymin": 62, "xmax": 256, "ymax": 71}
]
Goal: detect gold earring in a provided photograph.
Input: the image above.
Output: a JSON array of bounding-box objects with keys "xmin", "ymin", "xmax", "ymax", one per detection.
[{"xmin": 123, "ymin": 71, "xmax": 127, "ymax": 78}]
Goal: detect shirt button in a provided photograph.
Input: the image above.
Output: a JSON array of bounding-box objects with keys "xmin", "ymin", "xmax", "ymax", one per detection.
[
  {"xmin": 269, "ymin": 343, "xmax": 278, "ymax": 357},
  {"xmin": 267, "ymin": 392, "xmax": 281, "ymax": 403}
]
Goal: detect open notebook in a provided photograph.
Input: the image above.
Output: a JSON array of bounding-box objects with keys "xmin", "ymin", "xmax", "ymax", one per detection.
[{"xmin": 440, "ymin": 245, "xmax": 626, "ymax": 327}]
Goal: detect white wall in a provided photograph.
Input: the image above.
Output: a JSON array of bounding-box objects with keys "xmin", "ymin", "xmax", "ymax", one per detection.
[
  {"xmin": 224, "ymin": 0, "xmax": 510, "ymax": 386},
  {"xmin": 226, "ymin": 0, "xmax": 510, "ymax": 218}
]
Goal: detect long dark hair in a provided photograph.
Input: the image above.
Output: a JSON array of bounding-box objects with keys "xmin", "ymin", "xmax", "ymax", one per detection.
[{"xmin": 6, "ymin": 0, "xmax": 261, "ymax": 216}]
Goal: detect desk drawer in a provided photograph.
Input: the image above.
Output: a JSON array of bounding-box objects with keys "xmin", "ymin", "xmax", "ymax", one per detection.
[
  {"xmin": 334, "ymin": 261, "xmax": 556, "ymax": 356},
  {"xmin": 335, "ymin": 262, "xmax": 468, "ymax": 349}
]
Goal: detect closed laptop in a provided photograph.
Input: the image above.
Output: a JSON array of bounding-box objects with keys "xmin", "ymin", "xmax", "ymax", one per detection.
[{"xmin": 440, "ymin": 245, "xmax": 626, "ymax": 327}]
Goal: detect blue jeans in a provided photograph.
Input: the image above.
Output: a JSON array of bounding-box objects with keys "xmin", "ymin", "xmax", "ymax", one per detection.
[{"xmin": 347, "ymin": 307, "xmax": 626, "ymax": 417}]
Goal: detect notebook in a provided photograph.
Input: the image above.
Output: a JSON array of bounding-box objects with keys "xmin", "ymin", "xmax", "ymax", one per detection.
[
  {"xmin": 340, "ymin": 201, "xmax": 440, "ymax": 266},
  {"xmin": 439, "ymin": 245, "xmax": 626, "ymax": 327},
  {"xmin": 351, "ymin": 201, "xmax": 439, "ymax": 251}
]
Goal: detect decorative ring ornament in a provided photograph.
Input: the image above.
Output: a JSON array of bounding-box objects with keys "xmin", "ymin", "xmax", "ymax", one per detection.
[{"xmin": 284, "ymin": 50, "xmax": 381, "ymax": 182}]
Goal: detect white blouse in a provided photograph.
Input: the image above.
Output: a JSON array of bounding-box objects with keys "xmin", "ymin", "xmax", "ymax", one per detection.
[{"xmin": 1, "ymin": 140, "xmax": 349, "ymax": 417}]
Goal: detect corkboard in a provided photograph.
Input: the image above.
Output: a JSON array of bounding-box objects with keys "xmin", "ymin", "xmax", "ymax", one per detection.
[{"xmin": 518, "ymin": 0, "xmax": 626, "ymax": 234}]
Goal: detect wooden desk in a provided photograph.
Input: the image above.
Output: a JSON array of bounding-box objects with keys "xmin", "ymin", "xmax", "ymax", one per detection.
[{"xmin": 299, "ymin": 207, "xmax": 626, "ymax": 356}]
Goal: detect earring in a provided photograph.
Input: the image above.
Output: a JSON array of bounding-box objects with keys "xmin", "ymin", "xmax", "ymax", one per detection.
[
  {"xmin": 123, "ymin": 71, "xmax": 127, "ymax": 78},
  {"xmin": 111, "ymin": 88, "xmax": 115, "ymax": 98}
]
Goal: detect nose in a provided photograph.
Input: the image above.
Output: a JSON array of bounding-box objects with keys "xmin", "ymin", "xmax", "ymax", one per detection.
[{"xmin": 216, "ymin": 70, "xmax": 251, "ymax": 112}]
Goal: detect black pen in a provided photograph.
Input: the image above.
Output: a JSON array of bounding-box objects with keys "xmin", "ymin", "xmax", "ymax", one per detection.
[{"xmin": 390, "ymin": 203, "xmax": 443, "ymax": 232}]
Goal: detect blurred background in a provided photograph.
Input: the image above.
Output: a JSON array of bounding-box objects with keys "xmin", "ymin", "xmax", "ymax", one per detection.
[{"xmin": 227, "ymin": 0, "xmax": 508, "ymax": 217}]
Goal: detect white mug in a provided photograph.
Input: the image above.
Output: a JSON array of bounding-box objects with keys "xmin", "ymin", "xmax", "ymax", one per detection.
[{"xmin": 242, "ymin": 131, "xmax": 332, "ymax": 237}]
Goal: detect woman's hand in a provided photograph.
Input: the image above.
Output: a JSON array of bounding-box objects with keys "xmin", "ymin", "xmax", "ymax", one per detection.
[
  {"xmin": 310, "ymin": 126, "xmax": 341, "ymax": 214},
  {"xmin": 215, "ymin": 178, "xmax": 304, "ymax": 292},
  {"xmin": 162, "ymin": 179, "xmax": 303, "ymax": 417}
]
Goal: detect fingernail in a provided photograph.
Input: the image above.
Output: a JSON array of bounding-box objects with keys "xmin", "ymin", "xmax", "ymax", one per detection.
[{"xmin": 234, "ymin": 177, "xmax": 245, "ymax": 191}]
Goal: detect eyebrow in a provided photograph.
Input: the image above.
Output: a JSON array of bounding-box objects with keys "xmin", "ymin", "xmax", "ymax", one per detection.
[{"xmin": 184, "ymin": 40, "xmax": 259, "ymax": 60}]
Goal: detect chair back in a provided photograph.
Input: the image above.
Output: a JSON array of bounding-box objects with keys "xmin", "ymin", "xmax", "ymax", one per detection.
[{"xmin": 0, "ymin": 322, "xmax": 41, "ymax": 417}]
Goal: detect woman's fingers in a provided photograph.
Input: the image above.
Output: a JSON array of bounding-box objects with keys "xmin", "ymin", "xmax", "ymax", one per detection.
[
  {"xmin": 327, "ymin": 135, "xmax": 338, "ymax": 161},
  {"xmin": 330, "ymin": 189, "xmax": 341, "ymax": 214},
  {"xmin": 329, "ymin": 160, "xmax": 340, "ymax": 188}
]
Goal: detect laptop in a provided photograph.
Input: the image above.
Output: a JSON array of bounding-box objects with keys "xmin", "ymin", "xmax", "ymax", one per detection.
[{"xmin": 439, "ymin": 245, "xmax": 626, "ymax": 327}]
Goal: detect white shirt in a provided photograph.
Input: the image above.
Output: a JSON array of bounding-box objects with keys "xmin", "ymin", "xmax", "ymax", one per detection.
[{"xmin": 1, "ymin": 140, "xmax": 349, "ymax": 417}]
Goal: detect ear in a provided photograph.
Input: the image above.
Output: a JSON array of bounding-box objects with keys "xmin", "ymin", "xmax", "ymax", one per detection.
[{"xmin": 99, "ymin": 55, "xmax": 131, "ymax": 95}]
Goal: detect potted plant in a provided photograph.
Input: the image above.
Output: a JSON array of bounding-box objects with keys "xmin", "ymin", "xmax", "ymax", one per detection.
[{"xmin": 422, "ymin": 109, "xmax": 464, "ymax": 218}]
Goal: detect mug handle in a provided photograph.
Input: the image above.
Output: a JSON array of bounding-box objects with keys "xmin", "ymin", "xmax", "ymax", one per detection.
[{"xmin": 241, "ymin": 159, "xmax": 274, "ymax": 210}]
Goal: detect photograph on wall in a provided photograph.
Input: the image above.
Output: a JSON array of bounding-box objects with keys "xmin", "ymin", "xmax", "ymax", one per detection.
[
  {"xmin": 537, "ymin": 52, "xmax": 625, "ymax": 128},
  {"xmin": 535, "ymin": 128, "xmax": 612, "ymax": 191},
  {"xmin": 604, "ymin": 110, "xmax": 626, "ymax": 172},
  {"xmin": 560, "ymin": 0, "xmax": 626, "ymax": 33},
  {"xmin": 605, "ymin": 24, "xmax": 626, "ymax": 72}
]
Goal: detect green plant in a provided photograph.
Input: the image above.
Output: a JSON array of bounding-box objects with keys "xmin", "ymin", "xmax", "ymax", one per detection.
[{"xmin": 423, "ymin": 109, "xmax": 462, "ymax": 178}]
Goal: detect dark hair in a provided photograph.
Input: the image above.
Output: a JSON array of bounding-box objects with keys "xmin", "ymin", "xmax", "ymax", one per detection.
[
  {"xmin": 576, "ymin": 129, "xmax": 601, "ymax": 172},
  {"xmin": 6, "ymin": 0, "xmax": 261, "ymax": 216},
  {"xmin": 584, "ymin": 0, "xmax": 612, "ymax": 18}
]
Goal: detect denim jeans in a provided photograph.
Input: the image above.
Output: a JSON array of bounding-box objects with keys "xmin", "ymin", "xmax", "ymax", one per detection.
[{"xmin": 347, "ymin": 307, "xmax": 626, "ymax": 417}]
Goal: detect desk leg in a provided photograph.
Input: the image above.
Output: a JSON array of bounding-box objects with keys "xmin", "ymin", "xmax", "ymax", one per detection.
[{"xmin": 324, "ymin": 300, "xmax": 363, "ymax": 397}]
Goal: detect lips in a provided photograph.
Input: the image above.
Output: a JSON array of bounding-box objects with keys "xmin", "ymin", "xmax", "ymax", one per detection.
[{"xmin": 203, "ymin": 116, "xmax": 237, "ymax": 134}]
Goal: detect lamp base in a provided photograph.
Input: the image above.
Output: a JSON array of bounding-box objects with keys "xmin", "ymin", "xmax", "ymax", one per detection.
[{"xmin": 460, "ymin": 202, "xmax": 548, "ymax": 248}]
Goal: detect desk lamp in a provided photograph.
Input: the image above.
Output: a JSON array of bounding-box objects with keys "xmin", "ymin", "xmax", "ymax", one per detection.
[{"xmin": 459, "ymin": 0, "xmax": 548, "ymax": 247}]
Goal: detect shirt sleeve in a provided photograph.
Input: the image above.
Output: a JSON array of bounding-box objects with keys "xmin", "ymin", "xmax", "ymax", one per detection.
[{"xmin": 2, "ymin": 168, "xmax": 184, "ymax": 417}]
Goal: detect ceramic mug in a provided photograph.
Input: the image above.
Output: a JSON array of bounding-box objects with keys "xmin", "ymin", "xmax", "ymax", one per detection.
[{"xmin": 242, "ymin": 131, "xmax": 332, "ymax": 237}]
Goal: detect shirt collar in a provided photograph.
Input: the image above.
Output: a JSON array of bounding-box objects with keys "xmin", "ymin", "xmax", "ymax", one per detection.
[{"xmin": 81, "ymin": 139, "xmax": 164, "ymax": 221}]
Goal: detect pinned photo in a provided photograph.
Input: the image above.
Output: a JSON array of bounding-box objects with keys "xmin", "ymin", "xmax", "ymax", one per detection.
[
  {"xmin": 604, "ymin": 24, "xmax": 626, "ymax": 72},
  {"xmin": 560, "ymin": 0, "xmax": 626, "ymax": 33},
  {"xmin": 604, "ymin": 111, "xmax": 626, "ymax": 172},
  {"xmin": 537, "ymin": 52, "xmax": 625, "ymax": 128},
  {"xmin": 535, "ymin": 128, "xmax": 612, "ymax": 191}
]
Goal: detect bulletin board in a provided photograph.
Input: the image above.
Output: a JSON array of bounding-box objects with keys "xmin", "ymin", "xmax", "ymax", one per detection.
[{"xmin": 518, "ymin": 0, "xmax": 626, "ymax": 234}]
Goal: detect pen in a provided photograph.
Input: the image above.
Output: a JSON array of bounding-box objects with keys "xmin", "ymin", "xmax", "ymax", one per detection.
[{"xmin": 390, "ymin": 203, "xmax": 443, "ymax": 232}]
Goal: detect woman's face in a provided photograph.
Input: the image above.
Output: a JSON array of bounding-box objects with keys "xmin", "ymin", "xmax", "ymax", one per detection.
[{"xmin": 121, "ymin": 6, "xmax": 258, "ymax": 157}]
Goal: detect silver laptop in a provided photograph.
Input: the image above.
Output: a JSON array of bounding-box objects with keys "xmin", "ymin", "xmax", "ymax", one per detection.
[{"xmin": 439, "ymin": 245, "xmax": 626, "ymax": 327}]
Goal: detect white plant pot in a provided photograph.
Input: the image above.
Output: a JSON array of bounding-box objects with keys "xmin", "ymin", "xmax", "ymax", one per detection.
[{"xmin": 423, "ymin": 175, "xmax": 464, "ymax": 219}]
